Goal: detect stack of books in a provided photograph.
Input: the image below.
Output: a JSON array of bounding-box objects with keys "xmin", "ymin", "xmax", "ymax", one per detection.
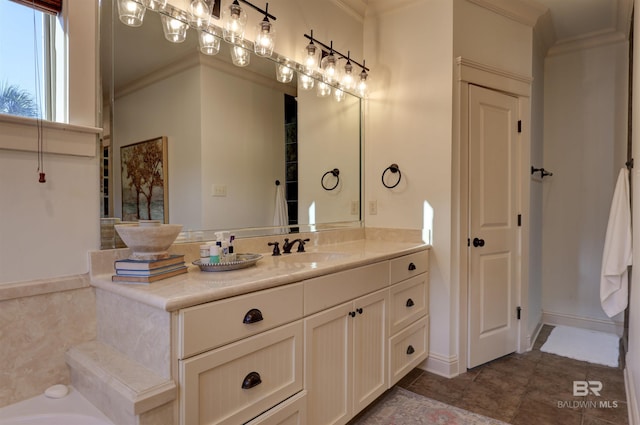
[{"xmin": 112, "ymin": 254, "xmax": 187, "ymax": 283}]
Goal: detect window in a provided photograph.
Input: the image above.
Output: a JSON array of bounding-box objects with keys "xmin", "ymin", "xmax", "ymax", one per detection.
[{"xmin": 0, "ymin": 0, "xmax": 62, "ymax": 121}]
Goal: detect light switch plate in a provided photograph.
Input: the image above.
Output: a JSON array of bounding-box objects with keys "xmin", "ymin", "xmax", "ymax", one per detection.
[{"xmin": 212, "ymin": 184, "xmax": 227, "ymax": 197}]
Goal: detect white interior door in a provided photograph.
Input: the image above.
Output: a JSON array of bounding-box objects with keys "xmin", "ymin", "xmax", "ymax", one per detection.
[{"xmin": 468, "ymin": 84, "xmax": 519, "ymax": 369}]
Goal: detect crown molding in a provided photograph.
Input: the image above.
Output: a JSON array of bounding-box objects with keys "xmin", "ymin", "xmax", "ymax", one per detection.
[
  {"xmin": 330, "ymin": 0, "xmax": 367, "ymax": 22},
  {"xmin": 547, "ymin": 29, "xmax": 628, "ymax": 57},
  {"xmin": 465, "ymin": 0, "xmax": 547, "ymax": 28}
]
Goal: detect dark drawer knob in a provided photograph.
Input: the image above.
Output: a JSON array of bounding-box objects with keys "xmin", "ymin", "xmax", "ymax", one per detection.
[
  {"xmin": 241, "ymin": 371, "xmax": 262, "ymax": 389},
  {"xmin": 243, "ymin": 308, "xmax": 264, "ymax": 324},
  {"xmin": 408, "ymin": 262, "xmax": 416, "ymax": 271},
  {"xmin": 356, "ymin": 308, "xmax": 363, "ymax": 314},
  {"xmin": 349, "ymin": 311, "xmax": 356, "ymax": 318},
  {"xmin": 406, "ymin": 298, "xmax": 415, "ymax": 307},
  {"xmin": 407, "ymin": 345, "xmax": 415, "ymax": 355}
]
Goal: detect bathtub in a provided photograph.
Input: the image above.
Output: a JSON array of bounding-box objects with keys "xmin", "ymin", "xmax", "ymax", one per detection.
[{"xmin": 0, "ymin": 386, "xmax": 114, "ymax": 425}]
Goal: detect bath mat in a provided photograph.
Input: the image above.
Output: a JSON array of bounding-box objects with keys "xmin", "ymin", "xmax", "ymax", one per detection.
[
  {"xmin": 352, "ymin": 387, "xmax": 509, "ymax": 425},
  {"xmin": 540, "ymin": 325, "xmax": 619, "ymax": 367}
]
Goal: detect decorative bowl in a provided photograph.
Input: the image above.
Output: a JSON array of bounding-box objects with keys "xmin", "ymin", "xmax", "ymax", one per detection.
[{"xmin": 114, "ymin": 223, "xmax": 183, "ymax": 260}]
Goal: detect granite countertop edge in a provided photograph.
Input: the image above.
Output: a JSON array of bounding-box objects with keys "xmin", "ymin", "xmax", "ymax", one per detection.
[{"xmin": 90, "ymin": 240, "xmax": 430, "ymax": 312}]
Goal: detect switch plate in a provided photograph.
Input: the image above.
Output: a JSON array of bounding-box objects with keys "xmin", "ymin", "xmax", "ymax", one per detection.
[
  {"xmin": 368, "ymin": 200, "xmax": 377, "ymax": 215},
  {"xmin": 212, "ymin": 184, "xmax": 227, "ymax": 197},
  {"xmin": 350, "ymin": 200, "xmax": 359, "ymax": 215}
]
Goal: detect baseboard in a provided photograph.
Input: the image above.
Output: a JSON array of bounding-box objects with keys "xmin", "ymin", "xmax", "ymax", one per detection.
[
  {"xmin": 542, "ymin": 311, "xmax": 624, "ymax": 336},
  {"xmin": 418, "ymin": 352, "xmax": 459, "ymax": 378},
  {"xmin": 626, "ymin": 360, "xmax": 639, "ymax": 425},
  {"xmin": 526, "ymin": 320, "xmax": 544, "ymax": 350}
]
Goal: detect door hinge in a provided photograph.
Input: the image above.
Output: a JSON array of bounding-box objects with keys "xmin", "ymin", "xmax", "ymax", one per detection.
[
  {"xmin": 517, "ymin": 120, "xmax": 522, "ymax": 133},
  {"xmin": 517, "ymin": 214, "xmax": 521, "ymax": 227},
  {"xmin": 516, "ymin": 306, "xmax": 522, "ymax": 320}
]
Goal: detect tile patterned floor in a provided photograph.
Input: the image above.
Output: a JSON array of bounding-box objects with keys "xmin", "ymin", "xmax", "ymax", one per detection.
[{"xmin": 392, "ymin": 325, "xmax": 628, "ymax": 425}]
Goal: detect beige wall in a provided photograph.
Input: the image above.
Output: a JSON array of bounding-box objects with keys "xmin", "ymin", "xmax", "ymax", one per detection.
[{"xmin": 542, "ymin": 42, "xmax": 629, "ymax": 330}]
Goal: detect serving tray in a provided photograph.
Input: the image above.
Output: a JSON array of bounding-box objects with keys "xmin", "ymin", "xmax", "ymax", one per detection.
[{"xmin": 193, "ymin": 253, "xmax": 263, "ymax": 272}]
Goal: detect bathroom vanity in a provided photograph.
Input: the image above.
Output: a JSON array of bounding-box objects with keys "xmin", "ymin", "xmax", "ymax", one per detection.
[{"xmin": 70, "ymin": 233, "xmax": 429, "ymax": 425}]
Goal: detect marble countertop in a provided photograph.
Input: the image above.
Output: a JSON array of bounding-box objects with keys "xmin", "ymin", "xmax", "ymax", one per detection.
[{"xmin": 90, "ymin": 239, "xmax": 429, "ymax": 312}]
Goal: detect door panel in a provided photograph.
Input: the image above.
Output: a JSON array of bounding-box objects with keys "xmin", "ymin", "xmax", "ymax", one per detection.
[{"xmin": 468, "ymin": 84, "xmax": 519, "ymax": 368}]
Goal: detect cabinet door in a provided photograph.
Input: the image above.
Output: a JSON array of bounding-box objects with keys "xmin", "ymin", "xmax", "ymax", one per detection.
[
  {"xmin": 304, "ymin": 302, "xmax": 353, "ymax": 425},
  {"xmin": 352, "ymin": 289, "xmax": 388, "ymax": 414}
]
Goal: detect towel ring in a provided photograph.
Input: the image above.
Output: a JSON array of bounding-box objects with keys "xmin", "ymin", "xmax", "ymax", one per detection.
[
  {"xmin": 382, "ymin": 164, "xmax": 401, "ymax": 189},
  {"xmin": 321, "ymin": 168, "xmax": 340, "ymax": 191}
]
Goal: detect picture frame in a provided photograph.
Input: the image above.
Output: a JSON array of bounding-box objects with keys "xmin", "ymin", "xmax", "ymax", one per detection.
[{"xmin": 120, "ymin": 136, "xmax": 168, "ymax": 223}]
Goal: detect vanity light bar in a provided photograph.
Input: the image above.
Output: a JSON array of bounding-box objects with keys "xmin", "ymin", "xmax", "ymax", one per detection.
[
  {"xmin": 303, "ymin": 32, "xmax": 369, "ymax": 72},
  {"xmin": 237, "ymin": 0, "xmax": 276, "ymax": 21}
]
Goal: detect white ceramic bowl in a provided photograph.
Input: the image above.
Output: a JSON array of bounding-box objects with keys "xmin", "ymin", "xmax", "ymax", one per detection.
[{"xmin": 114, "ymin": 223, "xmax": 183, "ymax": 260}]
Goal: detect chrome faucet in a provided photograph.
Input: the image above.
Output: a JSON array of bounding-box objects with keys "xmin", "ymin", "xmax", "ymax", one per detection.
[{"xmin": 282, "ymin": 238, "xmax": 310, "ymax": 254}]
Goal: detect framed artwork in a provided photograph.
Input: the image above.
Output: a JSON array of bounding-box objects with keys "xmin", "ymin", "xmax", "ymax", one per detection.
[{"xmin": 120, "ymin": 136, "xmax": 168, "ymax": 223}]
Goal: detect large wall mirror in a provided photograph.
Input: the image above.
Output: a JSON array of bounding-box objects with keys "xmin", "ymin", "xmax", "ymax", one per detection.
[{"xmin": 100, "ymin": 0, "xmax": 362, "ymax": 245}]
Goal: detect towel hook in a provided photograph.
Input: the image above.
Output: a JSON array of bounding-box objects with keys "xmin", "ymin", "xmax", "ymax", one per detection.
[
  {"xmin": 321, "ymin": 168, "xmax": 340, "ymax": 191},
  {"xmin": 531, "ymin": 166, "xmax": 553, "ymax": 179},
  {"xmin": 382, "ymin": 163, "xmax": 401, "ymax": 189}
]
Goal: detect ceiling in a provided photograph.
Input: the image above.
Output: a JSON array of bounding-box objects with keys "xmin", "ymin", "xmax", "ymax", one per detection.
[
  {"xmin": 534, "ymin": 0, "xmax": 633, "ymax": 55},
  {"xmin": 346, "ymin": 0, "xmax": 633, "ymax": 55}
]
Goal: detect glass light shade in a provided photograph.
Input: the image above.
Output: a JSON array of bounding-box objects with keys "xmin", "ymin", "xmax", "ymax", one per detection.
[
  {"xmin": 321, "ymin": 53, "xmax": 339, "ymax": 84},
  {"xmin": 316, "ymin": 81, "xmax": 331, "ymax": 97},
  {"xmin": 222, "ymin": 1, "xmax": 247, "ymax": 43},
  {"xmin": 199, "ymin": 29, "xmax": 221, "ymax": 55},
  {"xmin": 341, "ymin": 61, "xmax": 355, "ymax": 91},
  {"xmin": 230, "ymin": 44, "xmax": 251, "ymax": 67},
  {"xmin": 189, "ymin": 0, "xmax": 212, "ymax": 30},
  {"xmin": 117, "ymin": 0, "xmax": 145, "ymax": 27},
  {"xmin": 333, "ymin": 87, "xmax": 345, "ymax": 102},
  {"xmin": 276, "ymin": 63, "xmax": 294, "ymax": 83},
  {"xmin": 303, "ymin": 42, "xmax": 319, "ymax": 73},
  {"xmin": 142, "ymin": 0, "xmax": 167, "ymax": 11},
  {"xmin": 254, "ymin": 19, "xmax": 276, "ymax": 57},
  {"xmin": 357, "ymin": 69, "xmax": 369, "ymax": 97},
  {"xmin": 161, "ymin": 14, "xmax": 188, "ymax": 43},
  {"xmin": 298, "ymin": 73, "xmax": 315, "ymax": 90}
]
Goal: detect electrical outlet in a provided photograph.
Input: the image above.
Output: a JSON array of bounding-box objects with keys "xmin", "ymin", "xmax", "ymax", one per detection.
[
  {"xmin": 212, "ymin": 184, "xmax": 227, "ymax": 197},
  {"xmin": 368, "ymin": 200, "xmax": 377, "ymax": 215},
  {"xmin": 350, "ymin": 200, "xmax": 359, "ymax": 215}
]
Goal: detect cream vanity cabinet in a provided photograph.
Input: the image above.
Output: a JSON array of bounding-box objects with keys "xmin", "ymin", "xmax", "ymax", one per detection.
[
  {"xmin": 175, "ymin": 248, "xmax": 429, "ymax": 425},
  {"xmin": 303, "ymin": 261, "xmax": 390, "ymax": 425},
  {"xmin": 388, "ymin": 251, "xmax": 430, "ymax": 386},
  {"xmin": 177, "ymin": 283, "xmax": 306, "ymax": 425}
]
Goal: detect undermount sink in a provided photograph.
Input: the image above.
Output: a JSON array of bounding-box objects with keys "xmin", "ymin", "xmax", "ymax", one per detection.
[{"xmin": 275, "ymin": 252, "xmax": 350, "ymax": 264}]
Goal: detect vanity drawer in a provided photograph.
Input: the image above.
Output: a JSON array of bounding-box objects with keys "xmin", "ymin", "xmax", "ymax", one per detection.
[
  {"xmin": 389, "ymin": 250, "xmax": 429, "ymax": 284},
  {"xmin": 180, "ymin": 321, "xmax": 303, "ymax": 425},
  {"xmin": 388, "ymin": 315, "xmax": 429, "ymax": 387},
  {"xmin": 245, "ymin": 391, "xmax": 307, "ymax": 425},
  {"xmin": 304, "ymin": 262, "xmax": 389, "ymax": 315},
  {"xmin": 179, "ymin": 283, "xmax": 303, "ymax": 359},
  {"xmin": 389, "ymin": 274, "xmax": 429, "ymax": 335}
]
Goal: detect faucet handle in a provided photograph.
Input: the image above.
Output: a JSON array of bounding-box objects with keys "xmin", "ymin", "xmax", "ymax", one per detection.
[
  {"xmin": 297, "ymin": 238, "xmax": 311, "ymax": 252},
  {"xmin": 267, "ymin": 241, "xmax": 281, "ymax": 256}
]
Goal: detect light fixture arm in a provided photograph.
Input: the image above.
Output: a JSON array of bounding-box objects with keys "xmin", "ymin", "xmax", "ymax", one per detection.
[
  {"xmin": 304, "ymin": 32, "xmax": 369, "ymax": 71},
  {"xmin": 238, "ymin": 0, "xmax": 276, "ymax": 21}
]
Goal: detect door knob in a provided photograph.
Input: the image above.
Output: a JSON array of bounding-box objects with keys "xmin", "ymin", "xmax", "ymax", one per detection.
[{"xmin": 472, "ymin": 238, "xmax": 485, "ymax": 247}]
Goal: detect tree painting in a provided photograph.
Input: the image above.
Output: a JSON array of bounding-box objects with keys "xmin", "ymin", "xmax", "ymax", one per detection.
[{"xmin": 120, "ymin": 137, "xmax": 168, "ymax": 222}]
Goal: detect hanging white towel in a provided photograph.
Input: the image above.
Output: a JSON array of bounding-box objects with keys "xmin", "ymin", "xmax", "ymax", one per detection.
[
  {"xmin": 273, "ymin": 184, "xmax": 289, "ymax": 234},
  {"xmin": 600, "ymin": 167, "xmax": 632, "ymax": 318}
]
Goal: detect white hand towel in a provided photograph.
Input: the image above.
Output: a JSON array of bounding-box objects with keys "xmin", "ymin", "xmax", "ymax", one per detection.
[
  {"xmin": 273, "ymin": 184, "xmax": 289, "ymax": 234},
  {"xmin": 600, "ymin": 167, "xmax": 632, "ymax": 318}
]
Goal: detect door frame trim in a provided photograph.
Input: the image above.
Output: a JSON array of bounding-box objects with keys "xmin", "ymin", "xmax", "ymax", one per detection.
[{"xmin": 454, "ymin": 57, "xmax": 532, "ymax": 371}]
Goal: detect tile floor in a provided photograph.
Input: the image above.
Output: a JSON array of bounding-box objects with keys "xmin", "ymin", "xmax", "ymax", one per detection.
[{"xmin": 394, "ymin": 325, "xmax": 628, "ymax": 425}]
